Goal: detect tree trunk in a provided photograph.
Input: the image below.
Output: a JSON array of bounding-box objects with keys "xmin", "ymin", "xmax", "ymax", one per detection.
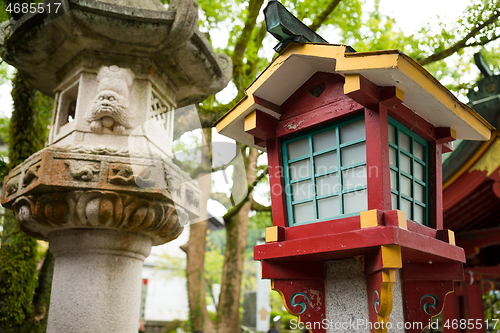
[
  {"xmin": 215, "ymin": 147, "xmax": 258, "ymax": 333},
  {"xmin": 181, "ymin": 128, "xmax": 215, "ymax": 333},
  {"xmin": 32, "ymin": 250, "xmax": 55, "ymax": 333}
]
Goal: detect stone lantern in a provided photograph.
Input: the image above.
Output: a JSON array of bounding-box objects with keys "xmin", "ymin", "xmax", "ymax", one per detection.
[
  {"xmin": 215, "ymin": 3, "xmax": 493, "ymax": 332},
  {"xmin": 0, "ymin": 0, "xmax": 231, "ymax": 332}
]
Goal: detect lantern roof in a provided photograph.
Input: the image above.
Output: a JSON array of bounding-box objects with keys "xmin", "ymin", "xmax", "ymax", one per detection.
[
  {"xmin": 0, "ymin": 0, "xmax": 232, "ymax": 107},
  {"xmin": 216, "ymin": 43, "xmax": 493, "ymax": 148}
]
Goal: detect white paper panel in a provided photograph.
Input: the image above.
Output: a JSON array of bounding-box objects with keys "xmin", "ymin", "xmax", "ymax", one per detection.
[
  {"xmin": 314, "ymin": 152, "xmax": 337, "ymax": 174},
  {"xmin": 316, "ymin": 173, "xmax": 339, "ymax": 196},
  {"xmin": 341, "ymin": 143, "xmax": 366, "ymax": 166},
  {"xmin": 318, "ymin": 196, "xmax": 340, "ymax": 219},
  {"xmin": 313, "ymin": 130, "xmax": 337, "ymax": 152},
  {"xmin": 293, "ymin": 202, "xmax": 314, "ymax": 224},
  {"xmin": 288, "ymin": 138, "xmax": 310, "ymax": 160},
  {"xmin": 343, "ymin": 166, "xmax": 367, "ymax": 190},
  {"xmin": 343, "ymin": 190, "xmax": 367, "ymax": 214},
  {"xmin": 289, "ymin": 159, "xmax": 311, "ymax": 180},
  {"xmin": 340, "ymin": 120, "xmax": 365, "ymax": 143},
  {"xmin": 292, "ymin": 180, "xmax": 313, "ymax": 201}
]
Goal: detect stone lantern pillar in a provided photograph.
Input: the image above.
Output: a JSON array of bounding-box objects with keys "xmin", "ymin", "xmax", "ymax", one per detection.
[{"xmin": 0, "ymin": 1, "xmax": 231, "ymax": 332}]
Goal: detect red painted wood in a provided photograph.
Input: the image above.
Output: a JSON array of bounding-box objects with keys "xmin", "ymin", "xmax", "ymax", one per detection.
[
  {"xmin": 445, "ymin": 189, "xmax": 499, "ymax": 233},
  {"xmin": 393, "ymin": 227, "xmax": 465, "ymax": 262},
  {"xmin": 443, "ymin": 279, "xmax": 486, "ymax": 333},
  {"xmin": 277, "ymin": 101, "xmax": 363, "ymax": 139},
  {"xmin": 366, "ymin": 270, "xmax": 389, "ymax": 333},
  {"xmin": 442, "ymin": 141, "xmax": 454, "ymax": 153},
  {"xmin": 467, "ymin": 264, "xmax": 500, "ymax": 276},
  {"xmin": 384, "ymin": 210, "xmax": 403, "ymax": 228},
  {"xmin": 456, "ymin": 227, "xmax": 500, "ymax": 256},
  {"xmin": 266, "ymin": 136, "xmax": 287, "ymax": 227},
  {"xmin": 344, "ymin": 74, "xmax": 379, "ymax": 107},
  {"xmin": 364, "ymin": 245, "xmax": 397, "ymax": 276},
  {"xmin": 406, "ymin": 220, "xmax": 438, "ymax": 238},
  {"xmin": 284, "ymin": 216, "xmax": 361, "ymax": 241},
  {"xmin": 402, "ymin": 262, "xmax": 463, "ymax": 281},
  {"xmin": 254, "ymin": 96, "xmax": 282, "ymax": 114},
  {"xmin": 403, "ymin": 262, "xmax": 462, "ymax": 332},
  {"xmin": 277, "ymin": 72, "xmax": 363, "ymax": 138},
  {"xmin": 443, "ymin": 170, "xmax": 487, "ymax": 212},
  {"xmin": 254, "ymin": 136, "xmax": 266, "ymax": 148},
  {"xmin": 254, "ymin": 226, "xmax": 465, "ymax": 263},
  {"xmin": 273, "ymin": 279, "xmax": 326, "ymax": 333},
  {"xmin": 261, "ymin": 260, "xmax": 324, "ymax": 279},
  {"xmin": 403, "ymin": 279, "xmax": 455, "ymax": 333},
  {"xmin": 433, "ymin": 143, "xmax": 444, "ymax": 229},
  {"xmin": 365, "ymin": 105, "xmax": 392, "ymax": 211},
  {"xmin": 436, "ymin": 229, "xmax": 455, "ymax": 244},
  {"xmin": 379, "ymin": 86, "xmax": 403, "ymax": 106},
  {"xmin": 486, "ymin": 165, "xmax": 500, "ymax": 182},
  {"xmin": 245, "ymin": 109, "xmax": 277, "ymax": 140},
  {"xmin": 387, "ymin": 103, "xmax": 436, "ymax": 142},
  {"xmin": 280, "ymin": 72, "xmax": 348, "ymax": 121},
  {"xmin": 442, "ymin": 285, "xmax": 459, "ymax": 333},
  {"xmin": 465, "ymin": 281, "xmax": 486, "ymax": 333},
  {"xmin": 436, "ymin": 127, "xmax": 456, "ymax": 144}
]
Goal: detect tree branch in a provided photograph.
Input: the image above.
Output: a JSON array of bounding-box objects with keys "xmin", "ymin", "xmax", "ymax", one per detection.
[
  {"xmin": 232, "ymin": 0, "xmax": 265, "ymax": 89},
  {"xmin": 197, "ymin": 103, "xmax": 230, "ymax": 128},
  {"xmin": 308, "ymin": 0, "xmax": 341, "ymax": 32},
  {"xmin": 466, "ymin": 33, "xmax": 500, "ymax": 47},
  {"xmin": 223, "ymin": 167, "xmax": 268, "ymax": 221},
  {"xmin": 251, "ymin": 199, "xmax": 271, "ymax": 212},
  {"xmin": 247, "ymin": 21, "xmax": 268, "ymax": 78},
  {"xmin": 211, "ymin": 192, "xmax": 232, "ymax": 210},
  {"xmin": 418, "ymin": 10, "xmax": 500, "ymax": 66}
]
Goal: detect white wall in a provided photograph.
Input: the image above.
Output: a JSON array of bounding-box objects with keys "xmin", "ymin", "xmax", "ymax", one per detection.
[{"xmin": 142, "ymin": 227, "xmax": 190, "ymax": 322}]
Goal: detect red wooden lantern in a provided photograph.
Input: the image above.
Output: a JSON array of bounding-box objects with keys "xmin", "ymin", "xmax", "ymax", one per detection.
[{"xmin": 216, "ymin": 44, "xmax": 493, "ymax": 333}]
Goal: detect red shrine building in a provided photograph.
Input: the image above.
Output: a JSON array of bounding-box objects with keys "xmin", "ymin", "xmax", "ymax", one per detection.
[
  {"xmin": 440, "ymin": 54, "xmax": 500, "ymax": 332},
  {"xmin": 216, "ymin": 43, "xmax": 493, "ymax": 333}
]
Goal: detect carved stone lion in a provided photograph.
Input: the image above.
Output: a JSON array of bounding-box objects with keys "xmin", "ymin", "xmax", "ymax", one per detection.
[{"xmin": 86, "ymin": 66, "xmax": 134, "ymax": 134}]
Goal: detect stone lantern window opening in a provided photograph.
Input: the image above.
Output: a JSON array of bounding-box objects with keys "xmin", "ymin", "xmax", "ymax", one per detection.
[
  {"xmin": 149, "ymin": 90, "xmax": 175, "ymax": 156},
  {"xmin": 55, "ymin": 79, "xmax": 80, "ymax": 136}
]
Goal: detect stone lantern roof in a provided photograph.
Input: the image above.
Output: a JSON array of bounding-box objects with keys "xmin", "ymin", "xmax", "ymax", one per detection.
[{"xmin": 0, "ymin": 0, "xmax": 232, "ymax": 107}]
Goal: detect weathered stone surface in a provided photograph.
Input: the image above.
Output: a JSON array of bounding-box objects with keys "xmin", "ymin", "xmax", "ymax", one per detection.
[
  {"xmin": 0, "ymin": 0, "xmax": 232, "ymax": 107},
  {"xmin": 47, "ymin": 229, "xmax": 151, "ymax": 333},
  {"xmin": 2, "ymin": 144, "xmax": 200, "ymax": 245},
  {"xmin": 47, "ymin": 60, "xmax": 180, "ymax": 156},
  {"xmin": 325, "ymin": 258, "xmax": 370, "ymax": 333}
]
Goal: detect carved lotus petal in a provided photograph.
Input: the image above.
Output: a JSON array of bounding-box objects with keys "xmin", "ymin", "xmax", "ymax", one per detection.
[
  {"xmin": 12, "ymin": 190, "xmax": 185, "ymax": 246},
  {"xmin": 33, "ymin": 193, "xmax": 70, "ymax": 227},
  {"xmin": 123, "ymin": 200, "xmax": 150, "ymax": 230},
  {"xmin": 76, "ymin": 191, "xmax": 123, "ymax": 227}
]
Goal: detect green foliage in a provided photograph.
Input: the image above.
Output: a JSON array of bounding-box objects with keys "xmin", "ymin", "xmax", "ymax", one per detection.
[
  {"xmin": 156, "ymin": 252, "xmax": 186, "ymax": 279},
  {"xmin": 159, "ymin": 319, "xmax": 185, "ymax": 333},
  {"xmin": 0, "ymin": 70, "xmax": 50, "ymax": 331},
  {"xmin": 0, "ymin": 211, "xmax": 38, "ymax": 332},
  {"xmin": 0, "ymin": 0, "xmax": 9, "ymax": 22},
  {"xmin": 344, "ymin": 0, "xmax": 500, "ymax": 97},
  {"xmin": 7, "ymin": 72, "xmax": 45, "ymax": 169},
  {"xmin": 0, "ymin": 62, "xmax": 11, "ymax": 86},
  {"xmin": 483, "ymin": 291, "xmax": 500, "ymax": 332},
  {"xmin": 204, "ymin": 239, "xmax": 225, "ymax": 305},
  {"xmin": 249, "ymin": 211, "xmax": 272, "ymax": 231}
]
